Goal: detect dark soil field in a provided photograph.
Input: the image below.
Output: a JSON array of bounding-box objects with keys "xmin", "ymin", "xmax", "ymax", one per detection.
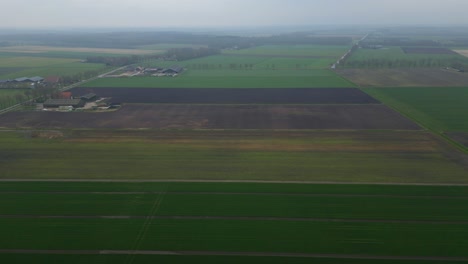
[
  {"xmin": 336, "ymin": 68, "xmax": 468, "ymax": 87},
  {"xmin": 446, "ymin": 132, "xmax": 468, "ymax": 147},
  {"xmin": 401, "ymin": 47, "xmax": 457, "ymax": 54},
  {"xmin": 70, "ymin": 88, "xmax": 379, "ymax": 104},
  {"xmin": 0, "ymin": 104, "xmax": 420, "ymax": 130}
]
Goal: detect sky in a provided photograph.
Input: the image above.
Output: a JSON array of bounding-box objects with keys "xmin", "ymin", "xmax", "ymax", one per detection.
[{"xmin": 3, "ymin": 0, "xmax": 468, "ymax": 28}]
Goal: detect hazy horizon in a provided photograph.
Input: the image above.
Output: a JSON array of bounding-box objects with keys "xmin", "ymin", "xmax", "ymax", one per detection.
[{"xmin": 3, "ymin": 0, "xmax": 468, "ymax": 29}]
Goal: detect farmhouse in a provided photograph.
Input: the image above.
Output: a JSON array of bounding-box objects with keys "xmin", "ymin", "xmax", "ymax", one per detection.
[{"xmin": 43, "ymin": 99, "xmax": 85, "ymax": 108}]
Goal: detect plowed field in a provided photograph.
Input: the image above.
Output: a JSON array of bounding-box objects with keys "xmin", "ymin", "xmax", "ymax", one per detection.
[
  {"xmin": 0, "ymin": 104, "xmax": 419, "ymax": 130},
  {"xmin": 70, "ymin": 88, "xmax": 378, "ymax": 104}
]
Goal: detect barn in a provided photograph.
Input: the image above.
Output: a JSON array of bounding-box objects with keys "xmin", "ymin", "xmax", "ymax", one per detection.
[{"xmin": 162, "ymin": 66, "xmax": 184, "ymax": 74}]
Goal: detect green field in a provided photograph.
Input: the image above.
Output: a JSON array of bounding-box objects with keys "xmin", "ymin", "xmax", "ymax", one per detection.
[
  {"xmin": 0, "ymin": 56, "xmax": 108, "ymax": 79},
  {"xmin": 83, "ymin": 70, "xmax": 351, "ymax": 88},
  {"xmin": 1, "ymin": 130, "xmax": 467, "ymax": 182},
  {"xmin": 2, "ymin": 189, "xmax": 468, "ymax": 221},
  {"xmin": 364, "ymin": 87, "xmax": 468, "ymax": 132},
  {"xmin": 0, "ymin": 89, "xmax": 28, "ymax": 96},
  {"xmin": 345, "ymin": 47, "xmax": 468, "ymax": 68},
  {"xmin": 0, "ymin": 182, "xmax": 468, "ymax": 261}
]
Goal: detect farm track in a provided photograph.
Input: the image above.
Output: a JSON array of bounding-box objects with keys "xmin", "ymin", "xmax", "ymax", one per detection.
[
  {"xmin": 2, "ymin": 179, "xmax": 468, "ymax": 186},
  {"xmin": 1, "ymin": 215, "xmax": 468, "ymax": 225},
  {"xmin": 2, "ymin": 191, "xmax": 467, "ymax": 199},
  {"xmin": 1, "ymin": 249, "xmax": 467, "ymax": 261}
]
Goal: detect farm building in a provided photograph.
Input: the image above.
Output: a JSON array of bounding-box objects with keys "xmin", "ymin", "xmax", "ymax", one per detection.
[
  {"xmin": 80, "ymin": 93, "xmax": 97, "ymax": 101},
  {"xmin": 13, "ymin": 77, "xmax": 29, "ymax": 82},
  {"xmin": 162, "ymin": 66, "xmax": 184, "ymax": 74},
  {"xmin": 144, "ymin": 68, "xmax": 163, "ymax": 74},
  {"xmin": 44, "ymin": 76, "xmax": 61, "ymax": 84},
  {"xmin": 13, "ymin": 76, "xmax": 44, "ymax": 83},
  {"xmin": 43, "ymin": 99, "xmax": 85, "ymax": 108}
]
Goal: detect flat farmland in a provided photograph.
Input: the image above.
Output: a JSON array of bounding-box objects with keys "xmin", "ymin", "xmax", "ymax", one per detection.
[
  {"xmin": 0, "ymin": 104, "xmax": 419, "ymax": 130},
  {"xmin": 86, "ymin": 69, "xmax": 353, "ymax": 88},
  {"xmin": 85, "ymin": 71, "xmax": 352, "ymax": 88},
  {"xmin": 364, "ymin": 87, "xmax": 468, "ymax": 132},
  {"xmin": 0, "ymin": 182, "xmax": 468, "ymax": 262},
  {"xmin": 335, "ymin": 68, "xmax": 468, "ymax": 87},
  {"xmin": 0, "ymin": 130, "xmax": 467, "ymax": 182},
  {"xmin": 0, "ymin": 56, "xmax": 107, "ymax": 79},
  {"xmin": 84, "ymin": 45, "xmax": 355, "ymax": 88},
  {"xmin": 70, "ymin": 88, "xmax": 378, "ymax": 104}
]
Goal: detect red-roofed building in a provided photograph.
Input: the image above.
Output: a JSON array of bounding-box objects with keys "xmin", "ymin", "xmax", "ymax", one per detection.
[{"xmin": 58, "ymin": 92, "xmax": 72, "ymax": 99}]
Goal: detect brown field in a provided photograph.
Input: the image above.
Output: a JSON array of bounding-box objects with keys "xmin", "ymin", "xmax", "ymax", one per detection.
[
  {"xmin": 454, "ymin": 50, "xmax": 468, "ymax": 58},
  {"xmin": 336, "ymin": 68, "xmax": 468, "ymax": 87},
  {"xmin": 0, "ymin": 104, "xmax": 419, "ymax": 130},
  {"xmin": 0, "ymin": 46, "xmax": 162, "ymax": 55}
]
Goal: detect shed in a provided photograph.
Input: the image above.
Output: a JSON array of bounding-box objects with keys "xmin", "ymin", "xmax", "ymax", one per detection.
[
  {"xmin": 80, "ymin": 93, "xmax": 97, "ymax": 101},
  {"xmin": 14, "ymin": 77, "xmax": 29, "ymax": 82},
  {"xmin": 162, "ymin": 66, "xmax": 183, "ymax": 74},
  {"xmin": 29, "ymin": 76, "xmax": 44, "ymax": 82}
]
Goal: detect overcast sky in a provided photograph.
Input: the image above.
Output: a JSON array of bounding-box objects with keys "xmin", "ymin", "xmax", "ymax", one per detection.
[{"xmin": 3, "ymin": 0, "xmax": 468, "ymax": 28}]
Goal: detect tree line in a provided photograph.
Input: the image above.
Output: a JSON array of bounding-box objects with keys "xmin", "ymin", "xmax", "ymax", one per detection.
[{"xmin": 86, "ymin": 47, "xmax": 219, "ymax": 66}]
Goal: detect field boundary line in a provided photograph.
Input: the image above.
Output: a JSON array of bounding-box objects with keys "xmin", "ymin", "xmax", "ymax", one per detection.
[
  {"xmin": 1, "ymin": 249, "xmax": 468, "ymax": 261},
  {"xmin": 1, "ymin": 215, "xmax": 468, "ymax": 225},
  {"xmin": 2, "ymin": 191, "xmax": 466, "ymax": 199}
]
